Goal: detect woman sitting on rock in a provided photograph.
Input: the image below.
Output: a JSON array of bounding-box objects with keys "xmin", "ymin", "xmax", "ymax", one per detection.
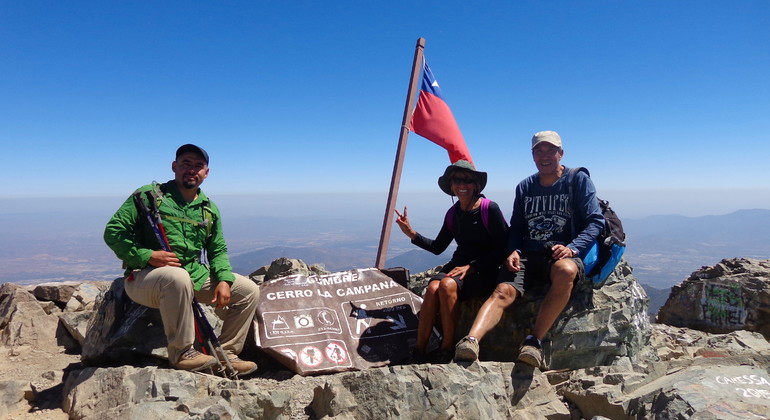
[{"xmin": 394, "ymin": 160, "xmax": 508, "ymax": 363}]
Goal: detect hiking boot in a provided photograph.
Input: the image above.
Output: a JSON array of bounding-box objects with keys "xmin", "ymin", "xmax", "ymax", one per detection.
[
  {"xmin": 407, "ymin": 349, "xmax": 428, "ymax": 365},
  {"xmin": 173, "ymin": 348, "xmax": 218, "ymax": 372},
  {"xmin": 517, "ymin": 337, "xmax": 543, "ymax": 368},
  {"xmin": 225, "ymin": 355, "xmax": 258, "ymax": 376},
  {"xmin": 454, "ymin": 336, "xmax": 479, "ymax": 362}
]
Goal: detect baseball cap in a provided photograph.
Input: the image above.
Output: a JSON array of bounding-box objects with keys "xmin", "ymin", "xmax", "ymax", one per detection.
[
  {"xmin": 175, "ymin": 144, "xmax": 209, "ymax": 164},
  {"xmin": 531, "ymin": 131, "xmax": 562, "ymax": 149}
]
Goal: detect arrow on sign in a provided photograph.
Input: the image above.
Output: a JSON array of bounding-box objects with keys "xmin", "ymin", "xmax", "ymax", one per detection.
[{"xmin": 386, "ymin": 314, "xmax": 408, "ymax": 330}]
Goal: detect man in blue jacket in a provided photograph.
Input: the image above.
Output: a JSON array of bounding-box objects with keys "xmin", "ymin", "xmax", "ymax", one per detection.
[{"xmin": 454, "ymin": 131, "xmax": 604, "ymax": 367}]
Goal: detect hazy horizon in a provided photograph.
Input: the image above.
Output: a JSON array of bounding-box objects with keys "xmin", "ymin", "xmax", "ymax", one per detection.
[
  {"xmin": 4, "ymin": 187, "xmax": 770, "ymax": 219},
  {"xmin": 2, "ymin": 190, "xmax": 770, "ymax": 287}
]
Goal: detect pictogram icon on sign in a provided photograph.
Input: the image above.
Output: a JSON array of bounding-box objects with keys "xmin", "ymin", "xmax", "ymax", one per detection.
[
  {"xmin": 279, "ymin": 348, "xmax": 297, "ymax": 361},
  {"xmin": 299, "ymin": 346, "xmax": 323, "ymax": 367},
  {"xmin": 272, "ymin": 315, "xmax": 289, "ymax": 330},
  {"xmin": 317, "ymin": 309, "xmax": 335, "ymax": 326},
  {"xmin": 325, "ymin": 342, "xmax": 348, "ymax": 364},
  {"xmin": 294, "ymin": 314, "xmax": 314, "ymax": 328}
]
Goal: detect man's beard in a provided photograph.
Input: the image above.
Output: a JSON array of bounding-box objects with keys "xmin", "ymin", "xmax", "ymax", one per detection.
[{"xmin": 182, "ymin": 180, "xmax": 198, "ymax": 189}]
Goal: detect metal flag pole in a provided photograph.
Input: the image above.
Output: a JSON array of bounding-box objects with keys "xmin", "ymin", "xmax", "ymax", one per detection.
[{"xmin": 375, "ymin": 37, "xmax": 425, "ymax": 269}]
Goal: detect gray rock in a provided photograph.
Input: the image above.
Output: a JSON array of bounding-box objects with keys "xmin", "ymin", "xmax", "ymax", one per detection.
[
  {"xmin": 624, "ymin": 365, "xmax": 770, "ymax": 419},
  {"xmin": 59, "ymin": 310, "xmax": 94, "ymax": 345},
  {"xmin": 1, "ymin": 282, "xmax": 38, "ymax": 328},
  {"xmin": 556, "ymin": 324, "xmax": 770, "ymax": 420},
  {"xmin": 250, "ymin": 257, "xmax": 331, "ymax": 283},
  {"xmin": 81, "ymin": 278, "xmax": 168, "ymax": 366},
  {"xmin": 0, "ymin": 293, "xmax": 60, "ymax": 350},
  {"xmin": 62, "ymin": 365, "xmax": 293, "ymax": 420},
  {"xmin": 311, "ymin": 361, "xmax": 570, "ymax": 420},
  {"xmin": 0, "ymin": 380, "xmax": 30, "ymax": 418},
  {"xmin": 33, "ymin": 281, "xmax": 79, "ymax": 306},
  {"xmin": 59, "ymin": 281, "xmax": 110, "ymax": 312},
  {"xmin": 451, "ymin": 260, "xmax": 651, "ymax": 370},
  {"xmin": 657, "ymin": 258, "xmax": 770, "ymax": 340}
]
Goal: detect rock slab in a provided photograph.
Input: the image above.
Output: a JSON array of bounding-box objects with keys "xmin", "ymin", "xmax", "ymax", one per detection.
[{"xmin": 657, "ymin": 258, "xmax": 770, "ymax": 340}]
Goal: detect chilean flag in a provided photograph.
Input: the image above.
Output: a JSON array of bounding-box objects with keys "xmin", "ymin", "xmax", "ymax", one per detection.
[{"xmin": 409, "ymin": 60, "xmax": 473, "ymax": 164}]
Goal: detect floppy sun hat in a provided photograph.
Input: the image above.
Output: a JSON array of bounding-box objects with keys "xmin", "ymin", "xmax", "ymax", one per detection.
[{"xmin": 437, "ymin": 160, "xmax": 488, "ymax": 196}]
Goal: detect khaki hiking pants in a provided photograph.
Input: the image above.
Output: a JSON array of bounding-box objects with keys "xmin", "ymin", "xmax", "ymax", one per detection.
[{"xmin": 125, "ymin": 266, "xmax": 260, "ymax": 365}]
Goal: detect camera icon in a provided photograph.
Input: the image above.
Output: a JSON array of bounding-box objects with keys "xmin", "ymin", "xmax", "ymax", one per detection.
[{"xmin": 294, "ymin": 314, "xmax": 314, "ymax": 328}]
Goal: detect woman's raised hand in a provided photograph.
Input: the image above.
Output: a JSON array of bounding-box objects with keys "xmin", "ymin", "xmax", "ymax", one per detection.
[{"xmin": 394, "ymin": 206, "xmax": 417, "ymax": 240}]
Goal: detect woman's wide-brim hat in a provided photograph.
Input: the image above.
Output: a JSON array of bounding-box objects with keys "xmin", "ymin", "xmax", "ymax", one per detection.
[{"xmin": 437, "ymin": 160, "xmax": 488, "ymax": 196}]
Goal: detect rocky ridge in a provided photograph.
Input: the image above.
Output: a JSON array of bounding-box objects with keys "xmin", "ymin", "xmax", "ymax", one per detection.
[{"xmin": 0, "ymin": 257, "xmax": 769, "ymax": 419}]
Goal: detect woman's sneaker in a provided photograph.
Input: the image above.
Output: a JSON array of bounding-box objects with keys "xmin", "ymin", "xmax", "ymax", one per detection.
[
  {"xmin": 517, "ymin": 337, "xmax": 543, "ymax": 368},
  {"xmin": 172, "ymin": 348, "xmax": 218, "ymax": 372},
  {"xmin": 454, "ymin": 336, "xmax": 479, "ymax": 362}
]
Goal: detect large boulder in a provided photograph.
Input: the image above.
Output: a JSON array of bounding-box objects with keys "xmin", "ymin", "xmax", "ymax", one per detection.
[
  {"xmin": 62, "ymin": 365, "xmax": 294, "ymax": 419},
  {"xmin": 249, "ymin": 257, "xmax": 330, "ymax": 283},
  {"xmin": 311, "ymin": 362, "xmax": 570, "ymax": 419},
  {"xmin": 447, "ymin": 260, "xmax": 652, "ymax": 369},
  {"xmin": 555, "ymin": 324, "xmax": 770, "ymax": 419},
  {"xmin": 0, "ymin": 283, "xmax": 60, "ymax": 350},
  {"xmin": 657, "ymin": 258, "xmax": 770, "ymax": 340},
  {"xmin": 80, "ymin": 278, "xmax": 169, "ymax": 366}
]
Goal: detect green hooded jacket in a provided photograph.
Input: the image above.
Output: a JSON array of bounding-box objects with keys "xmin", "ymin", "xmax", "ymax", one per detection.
[{"xmin": 104, "ymin": 180, "xmax": 235, "ymax": 290}]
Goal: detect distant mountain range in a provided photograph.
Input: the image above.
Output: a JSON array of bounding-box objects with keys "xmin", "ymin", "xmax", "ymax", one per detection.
[
  {"xmin": 227, "ymin": 209, "xmax": 770, "ymax": 320},
  {"xmin": 621, "ymin": 208, "xmax": 770, "ymax": 288},
  {"xmin": 231, "ymin": 209, "xmax": 770, "ymax": 287}
]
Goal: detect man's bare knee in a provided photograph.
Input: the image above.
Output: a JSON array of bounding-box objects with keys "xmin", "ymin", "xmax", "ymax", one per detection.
[
  {"xmin": 551, "ymin": 260, "xmax": 578, "ymax": 284},
  {"xmin": 488, "ymin": 284, "xmax": 518, "ymax": 307}
]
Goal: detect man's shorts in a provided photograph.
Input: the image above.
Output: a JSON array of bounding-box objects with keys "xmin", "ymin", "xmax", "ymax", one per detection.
[
  {"xmin": 429, "ymin": 265, "xmax": 498, "ymax": 302},
  {"xmin": 496, "ymin": 250, "xmax": 585, "ymax": 297}
]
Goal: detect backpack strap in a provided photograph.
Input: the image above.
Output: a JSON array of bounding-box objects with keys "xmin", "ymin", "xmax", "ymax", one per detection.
[
  {"xmin": 444, "ymin": 202, "xmax": 461, "ymax": 235},
  {"xmin": 445, "ymin": 197, "xmax": 494, "ymax": 235},
  {"xmin": 137, "ymin": 182, "xmax": 213, "ymax": 239},
  {"xmin": 480, "ymin": 197, "xmax": 490, "ymax": 231},
  {"xmin": 566, "ymin": 167, "xmax": 590, "ymax": 240}
]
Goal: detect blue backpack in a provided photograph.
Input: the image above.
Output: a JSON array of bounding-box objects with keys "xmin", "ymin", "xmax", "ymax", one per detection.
[{"xmin": 567, "ymin": 168, "xmax": 626, "ymax": 288}]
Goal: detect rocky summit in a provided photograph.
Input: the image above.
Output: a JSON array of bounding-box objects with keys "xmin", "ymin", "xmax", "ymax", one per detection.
[{"xmin": 1, "ymin": 258, "xmax": 769, "ymax": 419}]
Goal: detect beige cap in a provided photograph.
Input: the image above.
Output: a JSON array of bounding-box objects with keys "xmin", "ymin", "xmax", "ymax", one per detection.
[{"xmin": 531, "ymin": 131, "xmax": 562, "ymax": 149}]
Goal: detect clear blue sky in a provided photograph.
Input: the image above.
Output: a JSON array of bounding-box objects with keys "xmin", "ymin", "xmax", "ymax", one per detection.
[{"xmin": 2, "ymin": 1, "xmax": 769, "ymax": 213}]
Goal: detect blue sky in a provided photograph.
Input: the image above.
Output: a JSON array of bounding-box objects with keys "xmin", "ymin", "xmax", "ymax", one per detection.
[{"xmin": 2, "ymin": 1, "xmax": 769, "ymax": 216}]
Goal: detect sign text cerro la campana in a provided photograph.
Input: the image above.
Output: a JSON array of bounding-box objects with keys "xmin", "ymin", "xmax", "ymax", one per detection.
[{"xmin": 265, "ymin": 271, "xmax": 400, "ymax": 300}]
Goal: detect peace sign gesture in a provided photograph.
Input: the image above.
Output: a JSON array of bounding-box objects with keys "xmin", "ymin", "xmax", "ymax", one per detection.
[{"xmin": 394, "ymin": 206, "xmax": 417, "ymax": 240}]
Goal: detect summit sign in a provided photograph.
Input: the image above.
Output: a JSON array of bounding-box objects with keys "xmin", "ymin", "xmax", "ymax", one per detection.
[{"xmin": 254, "ymin": 268, "xmax": 422, "ymax": 375}]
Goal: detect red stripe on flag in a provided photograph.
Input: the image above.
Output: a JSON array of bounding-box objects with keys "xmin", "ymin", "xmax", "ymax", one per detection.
[{"xmin": 410, "ymin": 91, "xmax": 472, "ymax": 164}]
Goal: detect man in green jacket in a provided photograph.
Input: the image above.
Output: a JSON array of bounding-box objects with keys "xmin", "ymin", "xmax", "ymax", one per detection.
[{"xmin": 104, "ymin": 144, "xmax": 259, "ymax": 374}]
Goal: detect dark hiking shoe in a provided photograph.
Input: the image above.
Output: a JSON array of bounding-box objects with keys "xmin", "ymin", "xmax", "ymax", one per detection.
[
  {"xmin": 172, "ymin": 348, "xmax": 218, "ymax": 372},
  {"xmin": 407, "ymin": 350, "xmax": 428, "ymax": 365},
  {"xmin": 454, "ymin": 336, "xmax": 479, "ymax": 362},
  {"xmin": 517, "ymin": 337, "xmax": 544, "ymax": 368},
  {"xmin": 430, "ymin": 349, "xmax": 455, "ymax": 364}
]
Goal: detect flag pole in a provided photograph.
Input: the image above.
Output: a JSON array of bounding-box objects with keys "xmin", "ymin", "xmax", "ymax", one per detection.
[{"xmin": 375, "ymin": 37, "xmax": 425, "ymax": 269}]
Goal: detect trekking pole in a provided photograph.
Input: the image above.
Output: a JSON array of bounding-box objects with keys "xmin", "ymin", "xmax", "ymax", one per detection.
[{"xmin": 133, "ymin": 191, "xmax": 238, "ymax": 379}]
